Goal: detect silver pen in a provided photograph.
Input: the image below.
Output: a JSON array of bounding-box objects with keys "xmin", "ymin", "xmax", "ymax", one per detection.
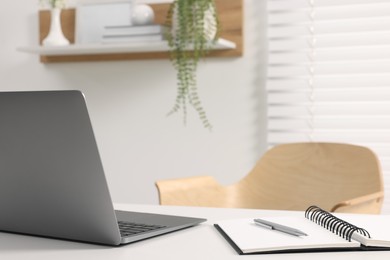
[{"xmin": 254, "ymin": 219, "xmax": 308, "ymax": 237}]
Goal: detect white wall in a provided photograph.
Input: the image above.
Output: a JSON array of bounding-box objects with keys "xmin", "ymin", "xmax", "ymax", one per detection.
[{"xmin": 0, "ymin": 0, "xmax": 268, "ymax": 205}]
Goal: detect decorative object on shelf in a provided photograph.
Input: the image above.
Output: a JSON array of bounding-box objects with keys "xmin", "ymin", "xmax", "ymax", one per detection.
[
  {"xmin": 102, "ymin": 24, "xmax": 167, "ymax": 44},
  {"xmin": 75, "ymin": 2, "xmax": 133, "ymax": 44},
  {"xmin": 165, "ymin": 0, "xmax": 220, "ymax": 130},
  {"xmin": 131, "ymin": 4, "xmax": 155, "ymax": 26},
  {"xmin": 40, "ymin": 0, "xmax": 70, "ymax": 46}
]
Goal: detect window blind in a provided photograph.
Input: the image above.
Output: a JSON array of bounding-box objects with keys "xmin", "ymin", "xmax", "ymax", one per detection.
[{"xmin": 267, "ymin": 0, "xmax": 390, "ymax": 213}]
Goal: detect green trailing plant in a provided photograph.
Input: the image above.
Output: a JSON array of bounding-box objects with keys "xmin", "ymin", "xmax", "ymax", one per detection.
[
  {"xmin": 165, "ymin": 0, "xmax": 220, "ymax": 130},
  {"xmin": 40, "ymin": 0, "xmax": 66, "ymax": 8}
]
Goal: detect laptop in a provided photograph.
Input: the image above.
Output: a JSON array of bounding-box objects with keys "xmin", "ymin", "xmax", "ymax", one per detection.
[{"xmin": 0, "ymin": 90, "xmax": 206, "ymax": 245}]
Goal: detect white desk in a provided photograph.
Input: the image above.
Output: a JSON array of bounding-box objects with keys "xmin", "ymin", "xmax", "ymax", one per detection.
[{"xmin": 1, "ymin": 204, "xmax": 389, "ymax": 260}]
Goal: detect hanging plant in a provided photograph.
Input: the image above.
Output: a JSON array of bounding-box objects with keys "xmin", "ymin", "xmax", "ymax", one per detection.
[
  {"xmin": 40, "ymin": 0, "xmax": 66, "ymax": 8},
  {"xmin": 165, "ymin": 0, "xmax": 220, "ymax": 130}
]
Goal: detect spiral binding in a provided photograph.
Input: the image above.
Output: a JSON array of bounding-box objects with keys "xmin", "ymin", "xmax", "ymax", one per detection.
[{"xmin": 305, "ymin": 205, "xmax": 371, "ymax": 242}]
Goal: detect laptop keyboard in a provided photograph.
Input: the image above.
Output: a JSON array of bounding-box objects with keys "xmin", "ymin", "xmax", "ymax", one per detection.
[{"xmin": 118, "ymin": 221, "xmax": 167, "ymax": 237}]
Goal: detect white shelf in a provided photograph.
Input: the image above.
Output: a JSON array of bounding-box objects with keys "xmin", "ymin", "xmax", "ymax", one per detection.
[{"xmin": 17, "ymin": 38, "xmax": 236, "ymax": 56}]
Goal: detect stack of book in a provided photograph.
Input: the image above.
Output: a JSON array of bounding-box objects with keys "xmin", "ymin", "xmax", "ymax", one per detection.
[{"xmin": 101, "ymin": 24, "xmax": 167, "ymax": 44}]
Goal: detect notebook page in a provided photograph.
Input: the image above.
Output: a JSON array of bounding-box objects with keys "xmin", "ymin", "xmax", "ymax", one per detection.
[{"xmin": 216, "ymin": 217, "xmax": 360, "ymax": 254}]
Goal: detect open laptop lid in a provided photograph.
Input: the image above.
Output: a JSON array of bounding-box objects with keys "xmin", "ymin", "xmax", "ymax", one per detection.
[{"xmin": 0, "ymin": 91, "xmax": 121, "ymax": 245}]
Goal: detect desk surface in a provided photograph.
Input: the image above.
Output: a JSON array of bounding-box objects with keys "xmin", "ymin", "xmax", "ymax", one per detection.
[{"xmin": 1, "ymin": 204, "xmax": 389, "ymax": 259}]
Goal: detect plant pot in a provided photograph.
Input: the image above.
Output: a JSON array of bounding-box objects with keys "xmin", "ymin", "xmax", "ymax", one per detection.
[{"xmin": 171, "ymin": 2, "xmax": 217, "ymax": 44}]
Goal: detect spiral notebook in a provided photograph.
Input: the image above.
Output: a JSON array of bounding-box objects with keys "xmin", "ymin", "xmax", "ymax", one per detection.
[{"xmin": 214, "ymin": 206, "xmax": 390, "ymax": 255}]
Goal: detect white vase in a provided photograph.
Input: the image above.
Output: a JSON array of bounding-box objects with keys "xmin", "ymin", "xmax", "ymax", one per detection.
[{"xmin": 43, "ymin": 8, "xmax": 70, "ymax": 47}]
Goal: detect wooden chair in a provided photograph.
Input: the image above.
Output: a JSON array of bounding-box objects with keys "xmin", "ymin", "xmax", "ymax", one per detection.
[{"xmin": 155, "ymin": 143, "xmax": 384, "ymax": 214}]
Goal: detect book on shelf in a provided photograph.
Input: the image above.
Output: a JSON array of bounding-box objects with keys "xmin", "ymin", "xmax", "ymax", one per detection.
[
  {"xmin": 103, "ymin": 24, "xmax": 168, "ymax": 37},
  {"xmin": 101, "ymin": 34, "xmax": 165, "ymax": 44},
  {"xmin": 214, "ymin": 205, "xmax": 390, "ymax": 255}
]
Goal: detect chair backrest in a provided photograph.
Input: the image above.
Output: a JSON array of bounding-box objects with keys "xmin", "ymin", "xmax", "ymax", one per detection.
[
  {"xmin": 233, "ymin": 142, "xmax": 384, "ymax": 212},
  {"xmin": 156, "ymin": 142, "xmax": 384, "ymax": 213}
]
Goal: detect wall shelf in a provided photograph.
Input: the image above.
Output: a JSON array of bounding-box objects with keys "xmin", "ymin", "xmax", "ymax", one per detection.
[
  {"xmin": 17, "ymin": 38, "xmax": 236, "ymax": 56},
  {"xmin": 20, "ymin": 0, "xmax": 243, "ymax": 63}
]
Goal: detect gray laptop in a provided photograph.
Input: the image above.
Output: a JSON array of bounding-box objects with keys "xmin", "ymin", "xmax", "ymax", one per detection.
[{"xmin": 0, "ymin": 90, "xmax": 206, "ymax": 245}]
